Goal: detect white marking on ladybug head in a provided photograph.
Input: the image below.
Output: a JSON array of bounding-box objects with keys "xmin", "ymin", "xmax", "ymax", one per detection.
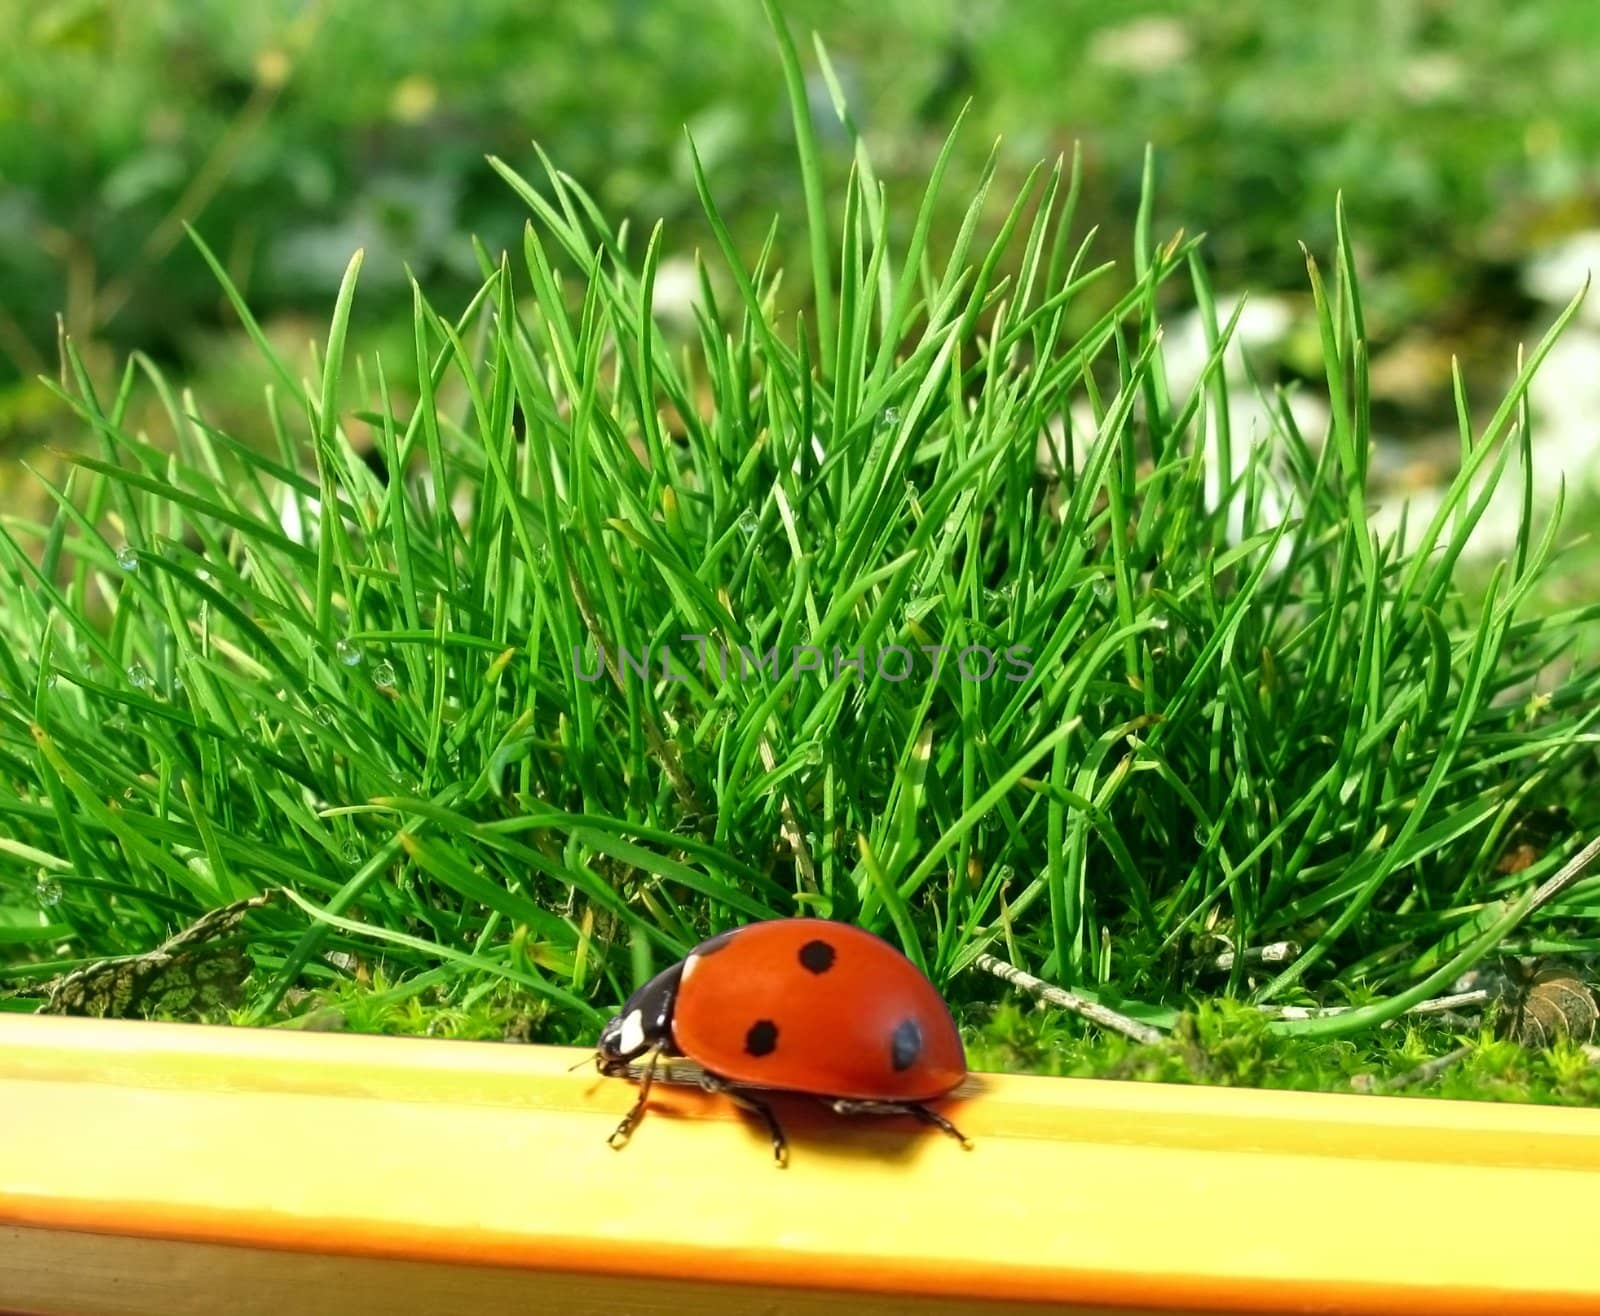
[
  {"xmin": 680, "ymin": 953, "xmax": 701, "ymax": 984},
  {"xmin": 617, "ymin": 1008, "xmax": 646, "ymax": 1057}
]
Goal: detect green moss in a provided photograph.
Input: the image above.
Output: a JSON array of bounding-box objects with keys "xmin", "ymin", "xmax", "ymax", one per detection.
[{"xmin": 966, "ymin": 997, "xmax": 1600, "ymax": 1105}]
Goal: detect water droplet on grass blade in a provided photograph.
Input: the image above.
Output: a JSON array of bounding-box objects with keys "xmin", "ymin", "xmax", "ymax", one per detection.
[
  {"xmin": 336, "ymin": 639, "xmax": 361, "ymax": 667},
  {"xmin": 313, "ymin": 704, "xmax": 336, "ymax": 726},
  {"xmin": 373, "ymin": 661, "xmax": 397, "ymax": 689},
  {"xmin": 127, "ymin": 663, "xmax": 151, "ymax": 690},
  {"xmin": 116, "ymin": 545, "xmax": 138, "ymax": 571},
  {"xmin": 737, "ymin": 510, "xmax": 759, "ymax": 537},
  {"xmin": 35, "ymin": 877, "xmax": 63, "ymax": 907}
]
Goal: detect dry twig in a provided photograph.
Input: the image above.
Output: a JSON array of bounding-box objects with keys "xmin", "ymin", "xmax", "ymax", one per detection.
[
  {"xmin": 974, "ymin": 954, "xmax": 1166, "ymax": 1045},
  {"xmin": 1211, "ymin": 940, "xmax": 1300, "ymax": 972},
  {"xmin": 1352, "ymin": 1044, "xmax": 1473, "ymax": 1095}
]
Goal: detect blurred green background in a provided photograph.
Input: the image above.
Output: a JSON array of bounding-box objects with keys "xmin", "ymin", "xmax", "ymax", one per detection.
[{"xmin": 4, "ymin": 0, "xmax": 1600, "ymax": 487}]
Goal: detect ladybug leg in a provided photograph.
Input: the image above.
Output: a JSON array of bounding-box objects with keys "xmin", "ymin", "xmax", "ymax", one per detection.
[
  {"xmin": 904, "ymin": 1102, "xmax": 974, "ymax": 1149},
  {"xmin": 700, "ymin": 1075, "xmax": 789, "ymax": 1167},
  {"xmin": 607, "ymin": 1049, "xmax": 660, "ymax": 1150},
  {"xmin": 828, "ymin": 1099, "xmax": 974, "ymax": 1149},
  {"xmin": 725, "ymin": 1090, "xmax": 789, "ymax": 1168}
]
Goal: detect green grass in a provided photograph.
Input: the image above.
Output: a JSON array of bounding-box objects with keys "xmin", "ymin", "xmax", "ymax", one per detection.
[
  {"xmin": 4, "ymin": 9, "xmax": 1600, "ymax": 1093},
  {"xmin": 9, "ymin": 0, "xmax": 1600, "ymax": 459}
]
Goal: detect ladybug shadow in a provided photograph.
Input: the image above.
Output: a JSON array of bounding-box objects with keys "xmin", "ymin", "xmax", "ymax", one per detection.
[{"xmin": 593, "ymin": 1066, "xmax": 989, "ymax": 1169}]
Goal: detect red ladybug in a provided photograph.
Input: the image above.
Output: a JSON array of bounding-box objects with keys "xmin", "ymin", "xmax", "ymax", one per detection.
[{"xmin": 595, "ymin": 917, "xmax": 971, "ymax": 1165}]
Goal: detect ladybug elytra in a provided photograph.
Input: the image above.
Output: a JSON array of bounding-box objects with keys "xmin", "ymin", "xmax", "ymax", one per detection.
[{"xmin": 595, "ymin": 917, "xmax": 971, "ymax": 1166}]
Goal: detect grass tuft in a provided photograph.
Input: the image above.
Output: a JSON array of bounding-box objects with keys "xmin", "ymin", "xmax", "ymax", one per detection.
[{"xmin": 3, "ymin": 21, "xmax": 1600, "ymax": 1065}]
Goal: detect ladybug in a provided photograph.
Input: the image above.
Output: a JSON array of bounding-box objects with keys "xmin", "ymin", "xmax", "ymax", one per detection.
[{"xmin": 595, "ymin": 917, "xmax": 971, "ymax": 1166}]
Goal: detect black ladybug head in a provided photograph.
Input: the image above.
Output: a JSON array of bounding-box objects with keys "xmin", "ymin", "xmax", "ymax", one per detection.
[{"xmin": 596, "ymin": 959, "xmax": 685, "ymax": 1075}]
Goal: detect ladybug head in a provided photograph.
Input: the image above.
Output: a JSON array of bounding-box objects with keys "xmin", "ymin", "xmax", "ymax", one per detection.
[{"xmin": 595, "ymin": 959, "xmax": 685, "ymax": 1076}]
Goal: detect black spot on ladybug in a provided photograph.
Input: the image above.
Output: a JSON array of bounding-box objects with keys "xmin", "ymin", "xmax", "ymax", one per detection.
[
  {"xmin": 798, "ymin": 939, "xmax": 836, "ymax": 974},
  {"xmin": 890, "ymin": 1018, "xmax": 923, "ymax": 1072},
  {"xmin": 693, "ymin": 928, "xmax": 739, "ymax": 957},
  {"xmin": 745, "ymin": 1019, "xmax": 779, "ymax": 1057}
]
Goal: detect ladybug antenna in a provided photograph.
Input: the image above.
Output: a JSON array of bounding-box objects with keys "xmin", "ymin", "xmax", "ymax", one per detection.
[{"xmin": 568, "ymin": 1051, "xmax": 601, "ymax": 1073}]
